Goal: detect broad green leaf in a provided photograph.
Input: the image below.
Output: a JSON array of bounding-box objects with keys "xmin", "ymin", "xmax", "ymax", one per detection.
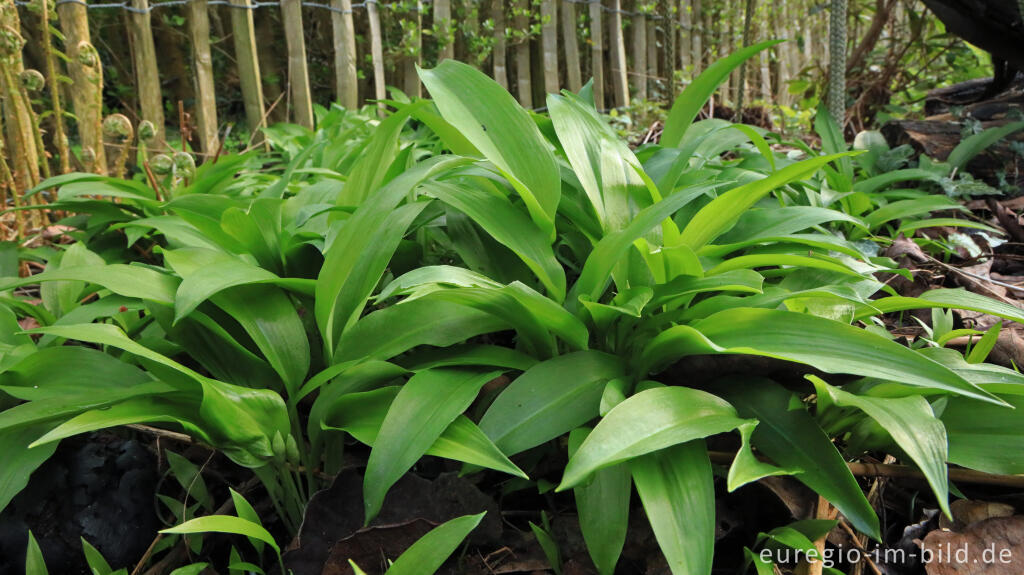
[
  {"xmin": 967, "ymin": 322, "xmax": 1001, "ymax": 364},
  {"xmin": 678, "ymin": 153, "xmax": 854, "ymax": 251},
  {"xmin": 570, "ymin": 184, "xmax": 716, "ymax": 304},
  {"xmin": 25, "ymin": 531, "xmax": 49, "ymax": 575},
  {"xmin": 660, "ymin": 39, "xmax": 784, "ymax": 147},
  {"xmin": 163, "ymin": 248, "xmax": 313, "ymax": 321},
  {"xmin": 743, "ymin": 548, "xmax": 775, "ymax": 575},
  {"xmin": 852, "ymin": 169, "xmax": 939, "ymax": 195},
  {"xmin": 81, "ymin": 538, "xmax": 113, "ymax": 575},
  {"xmin": 529, "ymin": 521, "xmax": 562, "ymax": 575},
  {"xmin": 0, "ymin": 382, "xmax": 176, "ymax": 433},
  {"xmin": 420, "ymin": 60, "xmax": 561, "ymax": 238},
  {"xmin": 419, "ymin": 283, "xmax": 588, "ymax": 356},
  {"xmin": 569, "ymin": 428, "xmax": 629, "ymax": 575},
  {"xmin": 166, "ymin": 450, "xmax": 214, "ymax": 511},
  {"xmin": 0, "ymin": 346, "xmax": 151, "ymax": 401},
  {"xmin": 335, "ymin": 299, "xmax": 508, "ymax": 362},
  {"xmin": 207, "ymin": 283, "xmax": 311, "ymax": 397},
  {"xmin": 548, "ymin": 90, "xmax": 645, "ymax": 232},
  {"xmin": 317, "ymin": 157, "xmax": 468, "ymax": 354},
  {"xmin": 714, "ymin": 206, "xmax": 866, "ymax": 245},
  {"xmin": 321, "ymin": 385, "xmax": 525, "ymax": 479},
  {"xmin": 630, "ymin": 441, "xmax": 715, "ymax": 575},
  {"xmin": 948, "ymin": 121, "xmax": 1024, "ymax": 170},
  {"xmin": 726, "ymin": 422, "xmax": 799, "ymax": 491},
  {"xmin": 399, "ymin": 345, "xmax": 538, "ymax": 372},
  {"xmin": 364, "ymin": 368, "xmax": 503, "ymax": 521},
  {"xmin": 479, "ymin": 351, "xmax": 626, "ymax": 455},
  {"xmin": 0, "ymin": 264, "xmax": 178, "ymax": 305},
  {"xmin": 855, "ymin": 288, "xmax": 1024, "ymax": 325},
  {"xmin": 713, "ymin": 378, "xmax": 880, "ymax": 539},
  {"xmin": 706, "ymin": 254, "xmax": 862, "ymax": 278},
  {"xmin": 558, "ymin": 386, "xmax": 749, "ymax": 490},
  {"xmin": 337, "ymin": 102, "xmax": 422, "ymax": 205},
  {"xmin": 650, "ymin": 270, "xmax": 763, "ymax": 308},
  {"xmin": 642, "ymin": 308, "xmax": 1001, "ymax": 404},
  {"xmin": 428, "ymin": 181, "xmax": 566, "ymax": 302},
  {"xmin": 861, "ymin": 196, "xmax": 963, "ymax": 231},
  {"xmin": 0, "ymin": 423, "xmax": 59, "ymax": 514},
  {"xmin": 43, "ymin": 242, "xmax": 105, "ymax": 317},
  {"xmin": 941, "ymin": 393, "xmax": 1024, "ymax": 474},
  {"xmin": 26, "ymin": 324, "xmax": 289, "ymax": 466},
  {"xmin": 811, "ymin": 377, "xmax": 949, "ymax": 517},
  {"xmin": 26, "ymin": 396, "xmax": 208, "ymax": 450},
  {"xmin": 384, "ymin": 512, "xmax": 485, "ymax": 575},
  {"xmin": 161, "ymin": 515, "xmax": 280, "ymax": 555},
  {"xmin": 377, "ymin": 265, "xmax": 502, "ymax": 301}
]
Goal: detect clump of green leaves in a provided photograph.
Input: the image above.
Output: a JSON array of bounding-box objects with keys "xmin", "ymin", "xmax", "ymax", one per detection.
[{"xmin": 4, "ymin": 44, "xmax": 1024, "ymax": 575}]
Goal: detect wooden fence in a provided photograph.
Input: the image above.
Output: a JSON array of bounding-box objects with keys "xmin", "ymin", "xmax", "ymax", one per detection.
[{"xmin": 2, "ymin": 0, "xmax": 833, "ymax": 183}]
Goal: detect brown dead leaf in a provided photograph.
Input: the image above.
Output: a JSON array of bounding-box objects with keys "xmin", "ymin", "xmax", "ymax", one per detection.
[
  {"xmin": 920, "ymin": 516, "xmax": 1024, "ymax": 574},
  {"xmin": 939, "ymin": 500, "xmax": 1016, "ymax": 532},
  {"xmin": 17, "ymin": 317, "xmax": 39, "ymax": 331}
]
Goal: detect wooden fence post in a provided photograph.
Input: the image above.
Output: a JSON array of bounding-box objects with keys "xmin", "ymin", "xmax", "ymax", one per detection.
[
  {"xmin": 663, "ymin": 0, "xmax": 676, "ymax": 100},
  {"xmin": 187, "ymin": 0, "xmax": 219, "ymax": 157},
  {"xmin": 434, "ymin": 0, "xmax": 454, "ymax": 61},
  {"xmin": 492, "ymin": 0, "xmax": 509, "ymax": 90},
  {"xmin": 630, "ymin": 7, "xmax": 647, "ymax": 100},
  {"xmin": 331, "ymin": 0, "xmax": 358, "ymax": 109},
  {"xmin": 228, "ymin": 0, "xmax": 266, "ymax": 145},
  {"xmin": 1, "ymin": 0, "xmax": 40, "ymax": 190},
  {"xmin": 514, "ymin": 0, "xmax": 532, "ymax": 107},
  {"xmin": 460, "ymin": 0, "xmax": 480, "ymax": 67},
  {"xmin": 366, "ymin": 0, "xmax": 386, "ymax": 106},
  {"xmin": 589, "ymin": 0, "xmax": 605, "ymax": 109},
  {"xmin": 40, "ymin": 0, "xmax": 70, "ymax": 173},
  {"xmin": 57, "ymin": 0, "xmax": 106, "ymax": 173},
  {"xmin": 561, "ymin": 0, "xmax": 582, "ymax": 92},
  {"xmin": 608, "ymin": 0, "xmax": 629, "ymax": 107},
  {"xmin": 404, "ymin": 0, "xmax": 422, "ymax": 97},
  {"xmin": 127, "ymin": 0, "xmax": 165, "ymax": 149},
  {"xmin": 646, "ymin": 7, "xmax": 657, "ymax": 88},
  {"xmin": 540, "ymin": 0, "xmax": 559, "ymax": 94},
  {"xmin": 281, "ymin": 0, "xmax": 314, "ymax": 128},
  {"xmin": 691, "ymin": 0, "xmax": 703, "ymax": 73}
]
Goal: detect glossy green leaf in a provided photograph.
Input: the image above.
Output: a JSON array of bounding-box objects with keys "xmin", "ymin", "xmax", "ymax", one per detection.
[
  {"xmin": 661, "ymin": 39, "xmax": 784, "ymax": 147},
  {"xmin": 1, "ymin": 423, "xmax": 59, "ymax": 514},
  {"xmin": 678, "ymin": 153, "xmax": 854, "ymax": 251},
  {"xmin": 559, "ymin": 386, "xmax": 749, "ymax": 490},
  {"xmin": 714, "ymin": 378, "xmax": 880, "ymax": 539},
  {"xmin": 384, "ymin": 512, "xmax": 485, "ymax": 575},
  {"xmin": 812, "ymin": 376, "xmax": 949, "ymax": 517},
  {"xmin": 630, "ymin": 441, "xmax": 715, "ymax": 575},
  {"xmin": 161, "ymin": 515, "xmax": 280, "ymax": 555},
  {"xmin": 335, "ymin": 299, "xmax": 508, "ymax": 362},
  {"xmin": 642, "ymin": 308, "xmax": 1001, "ymax": 404},
  {"xmin": 479, "ymin": 351, "xmax": 626, "ymax": 455},
  {"xmin": 25, "ymin": 531, "xmax": 49, "ymax": 575},
  {"xmin": 81, "ymin": 538, "xmax": 113, "ymax": 575},
  {"xmin": 941, "ymin": 394, "xmax": 1024, "ymax": 474},
  {"xmin": 569, "ymin": 428, "xmax": 629, "ymax": 575},
  {"xmin": 364, "ymin": 368, "xmax": 503, "ymax": 521},
  {"xmin": 428, "ymin": 181, "xmax": 566, "ymax": 302},
  {"xmin": 948, "ymin": 121, "xmax": 1024, "ymax": 170},
  {"xmin": 0, "ymin": 264, "xmax": 178, "ymax": 305},
  {"xmin": 317, "ymin": 156, "xmax": 467, "ymax": 356},
  {"xmin": 420, "ymin": 60, "xmax": 561, "ymax": 237}
]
